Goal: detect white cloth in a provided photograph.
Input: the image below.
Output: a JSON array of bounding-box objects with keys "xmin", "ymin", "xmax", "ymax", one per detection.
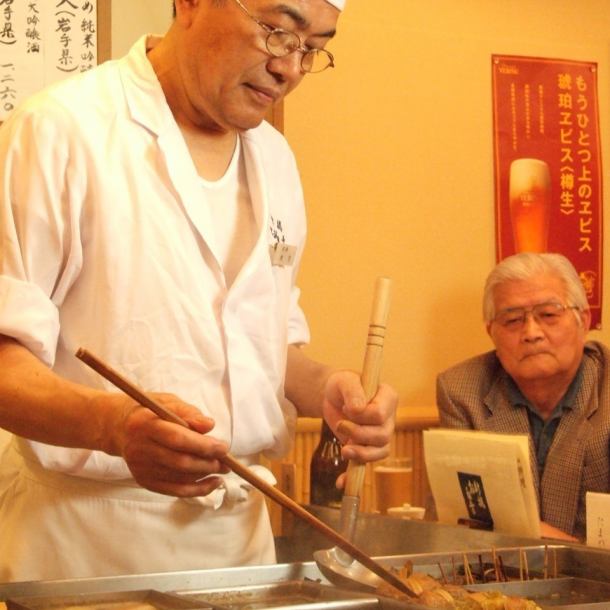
[
  {"xmin": 0, "ymin": 439, "xmax": 276, "ymax": 582},
  {"xmin": 326, "ymin": 0, "xmax": 346, "ymax": 9},
  {"xmin": 0, "ymin": 35, "xmax": 309, "ymax": 578}
]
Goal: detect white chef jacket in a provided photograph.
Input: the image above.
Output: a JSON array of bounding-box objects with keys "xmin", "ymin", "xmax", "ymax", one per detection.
[{"xmin": 0, "ymin": 36, "xmax": 310, "ymax": 579}]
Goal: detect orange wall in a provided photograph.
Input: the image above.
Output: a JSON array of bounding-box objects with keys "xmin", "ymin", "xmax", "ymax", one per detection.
[{"xmin": 284, "ymin": 1, "xmax": 610, "ymax": 407}]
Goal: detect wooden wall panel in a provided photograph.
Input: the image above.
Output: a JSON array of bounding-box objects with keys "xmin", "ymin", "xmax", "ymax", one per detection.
[{"xmin": 97, "ymin": 0, "xmax": 112, "ymax": 63}]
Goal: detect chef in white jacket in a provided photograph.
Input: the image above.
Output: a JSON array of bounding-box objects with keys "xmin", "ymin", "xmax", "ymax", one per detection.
[{"xmin": 0, "ymin": 0, "xmax": 397, "ymax": 582}]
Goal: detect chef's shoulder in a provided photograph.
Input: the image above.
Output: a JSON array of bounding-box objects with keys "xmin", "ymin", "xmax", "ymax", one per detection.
[
  {"xmin": 0, "ymin": 60, "xmax": 121, "ymax": 145},
  {"xmin": 242, "ymin": 119, "xmax": 300, "ymax": 177}
]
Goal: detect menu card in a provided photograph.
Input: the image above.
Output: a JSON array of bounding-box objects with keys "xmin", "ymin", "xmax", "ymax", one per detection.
[
  {"xmin": 586, "ymin": 492, "xmax": 610, "ymax": 549},
  {"xmin": 424, "ymin": 428, "xmax": 541, "ymax": 538}
]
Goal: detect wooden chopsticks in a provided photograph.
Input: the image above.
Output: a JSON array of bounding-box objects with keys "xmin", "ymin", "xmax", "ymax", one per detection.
[{"xmin": 75, "ymin": 347, "xmax": 413, "ymax": 597}]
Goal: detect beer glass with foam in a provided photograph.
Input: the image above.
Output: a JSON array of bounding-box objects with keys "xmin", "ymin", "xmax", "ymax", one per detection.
[{"xmin": 509, "ymin": 158, "xmax": 551, "ymax": 252}]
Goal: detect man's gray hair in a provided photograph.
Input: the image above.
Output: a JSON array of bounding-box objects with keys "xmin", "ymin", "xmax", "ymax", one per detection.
[{"xmin": 482, "ymin": 252, "xmax": 589, "ymax": 323}]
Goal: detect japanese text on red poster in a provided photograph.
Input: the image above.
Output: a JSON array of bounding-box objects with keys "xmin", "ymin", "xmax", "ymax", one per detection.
[{"xmin": 492, "ymin": 54, "xmax": 603, "ymax": 328}]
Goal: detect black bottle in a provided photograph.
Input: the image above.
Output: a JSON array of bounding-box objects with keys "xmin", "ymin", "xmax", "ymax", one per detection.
[{"xmin": 309, "ymin": 420, "xmax": 348, "ymax": 508}]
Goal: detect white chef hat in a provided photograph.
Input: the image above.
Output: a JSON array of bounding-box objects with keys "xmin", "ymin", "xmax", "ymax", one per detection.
[{"xmin": 325, "ymin": 0, "xmax": 346, "ymax": 10}]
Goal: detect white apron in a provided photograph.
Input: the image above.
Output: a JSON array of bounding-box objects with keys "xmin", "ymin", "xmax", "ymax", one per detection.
[{"xmin": 0, "ymin": 439, "xmax": 276, "ymax": 582}]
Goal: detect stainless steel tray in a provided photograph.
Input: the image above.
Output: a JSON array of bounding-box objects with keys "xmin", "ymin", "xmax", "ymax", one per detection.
[
  {"xmin": 6, "ymin": 590, "xmax": 212, "ymax": 610},
  {"xmin": 171, "ymin": 580, "xmax": 379, "ymax": 610},
  {"xmin": 5, "ymin": 545, "xmax": 610, "ymax": 610}
]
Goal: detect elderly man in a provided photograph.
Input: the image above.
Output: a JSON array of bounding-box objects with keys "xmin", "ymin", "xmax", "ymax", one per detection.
[
  {"xmin": 437, "ymin": 252, "xmax": 609, "ymax": 541},
  {"xmin": 0, "ymin": 0, "xmax": 397, "ymax": 581}
]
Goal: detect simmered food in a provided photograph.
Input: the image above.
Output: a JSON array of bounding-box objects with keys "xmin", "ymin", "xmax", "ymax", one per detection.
[{"xmin": 376, "ymin": 563, "xmax": 541, "ymax": 609}]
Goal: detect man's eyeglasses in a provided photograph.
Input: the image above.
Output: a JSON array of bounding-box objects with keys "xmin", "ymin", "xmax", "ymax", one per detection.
[
  {"xmin": 232, "ymin": 0, "xmax": 335, "ymax": 74},
  {"xmin": 493, "ymin": 302, "xmax": 580, "ymax": 330}
]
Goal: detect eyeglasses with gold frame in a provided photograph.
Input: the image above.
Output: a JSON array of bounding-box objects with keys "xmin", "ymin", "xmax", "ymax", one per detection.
[{"xmin": 232, "ymin": 0, "xmax": 335, "ymax": 73}]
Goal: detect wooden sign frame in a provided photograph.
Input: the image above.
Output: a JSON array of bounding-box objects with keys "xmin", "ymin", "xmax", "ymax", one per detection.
[{"xmin": 97, "ymin": 0, "xmax": 112, "ymax": 64}]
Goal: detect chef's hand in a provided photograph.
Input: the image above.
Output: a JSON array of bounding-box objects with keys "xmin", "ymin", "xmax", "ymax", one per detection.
[
  {"xmin": 322, "ymin": 370, "xmax": 397, "ymax": 465},
  {"xmin": 104, "ymin": 393, "xmax": 229, "ymax": 497}
]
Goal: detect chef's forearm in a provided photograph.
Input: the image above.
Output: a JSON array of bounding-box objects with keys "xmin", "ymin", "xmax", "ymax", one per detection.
[
  {"xmin": 0, "ymin": 334, "xmax": 122, "ymax": 453},
  {"xmin": 285, "ymin": 344, "xmax": 334, "ymax": 418}
]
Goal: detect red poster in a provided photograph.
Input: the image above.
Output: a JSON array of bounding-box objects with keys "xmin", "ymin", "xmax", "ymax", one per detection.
[{"xmin": 492, "ymin": 55, "xmax": 603, "ymax": 328}]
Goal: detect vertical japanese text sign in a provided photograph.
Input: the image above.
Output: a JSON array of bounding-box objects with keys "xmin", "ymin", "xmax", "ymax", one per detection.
[
  {"xmin": 492, "ymin": 55, "xmax": 603, "ymax": 328},
  {"xmin": 0, "ymin": 0, "xmax": 98, "ymax": 122}
]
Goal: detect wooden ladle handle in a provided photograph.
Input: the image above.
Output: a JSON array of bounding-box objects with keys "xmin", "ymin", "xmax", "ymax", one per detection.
[{"xmin": 343, "ymin": 276, "xmax": 392, "ymax": 499}]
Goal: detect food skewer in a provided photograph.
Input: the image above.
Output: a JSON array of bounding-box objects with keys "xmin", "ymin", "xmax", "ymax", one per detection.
[
  {"xmin": 519, "ymin": 549, "xmax": 523, "ymax": 581},
  {"xmin": 519, "ymin": 548, "xmax": 530, "ymax": 581},
  {"xmin": 437, "ymin": 563, "xmax": 447, "ymax": 585},
  {"xmin": 497, "ymin": 555, "xmax": 507, "ymax": 582},
  {"xmin": 543, "ymin": 545, "xmax": 548, "ymax": 580},
  {"xmin": 491, "ymin": 547, "xmax": 500, "ymax": 582},
  {"xmin": 462, "ymin": 554, "xmax": 474, "ymax": 585},
  {"xmin": 477, "ymin": 554, "xmax": 484, "ymax": 583},
  {"xmin": 75, "ymin": 347, "xmax": 414, "ymax": 597}
]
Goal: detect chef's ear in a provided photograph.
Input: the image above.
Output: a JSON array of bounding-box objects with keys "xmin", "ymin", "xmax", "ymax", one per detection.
[{"xmin": 174, "ymin": 0, "xmax": 200, "ymax": 23}]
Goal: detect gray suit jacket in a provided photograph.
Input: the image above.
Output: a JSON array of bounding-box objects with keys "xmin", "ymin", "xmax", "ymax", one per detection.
[{"xmin": 436, "ymin": 341, "xmax": 610, "ymax": 538}]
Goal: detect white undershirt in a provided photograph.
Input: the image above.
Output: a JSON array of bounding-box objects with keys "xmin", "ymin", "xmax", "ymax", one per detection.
[{"xmin": 200, "ymin": 137, "xmax": 258, "ymax": 287}]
